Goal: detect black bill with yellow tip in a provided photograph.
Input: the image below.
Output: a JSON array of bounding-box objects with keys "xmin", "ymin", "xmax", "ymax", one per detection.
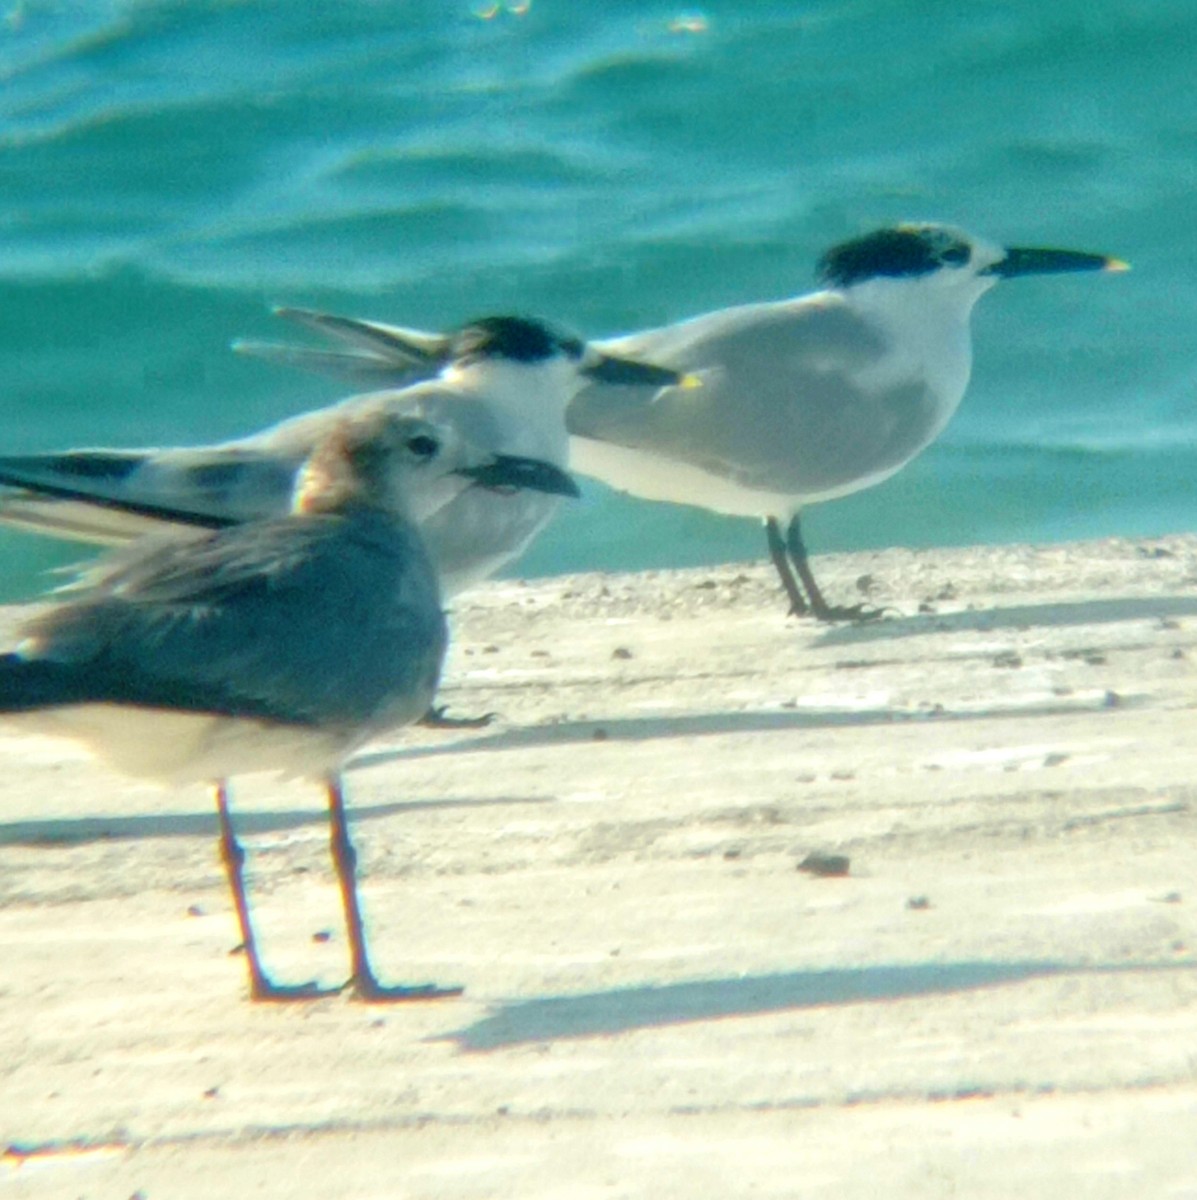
[
  {"xmin": 581, "ymin": 353, "xmax": 700, "ymax": 389},
  {"xmin": 456, "ymin": 455, "xmax": 581, "ymax": 498},
  {"xmin": 984, "ymin": 247, "xmax": 1130, "ymax": 278}
]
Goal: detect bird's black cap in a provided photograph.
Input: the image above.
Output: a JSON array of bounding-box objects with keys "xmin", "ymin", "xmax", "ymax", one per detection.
[
  {"xmin": 450, "ymin": 316, "xmax": 584, "ymax": 365},
  {"xmin": 817, "ymin": 225, "xmax": 973, "ymax": 288}
]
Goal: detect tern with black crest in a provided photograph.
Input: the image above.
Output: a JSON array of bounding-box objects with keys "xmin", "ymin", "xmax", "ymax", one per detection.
[{"xmin": 234, "ymin": 224, "xmax": 1126, "ymax": 619}]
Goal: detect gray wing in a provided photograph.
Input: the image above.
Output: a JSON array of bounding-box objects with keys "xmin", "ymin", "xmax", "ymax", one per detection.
[
  {"xmin": 233, "ymin": 307, "xmax": 447, "ymax": 390},
  {"xmin": 0, "ymin": 387, "xmax": 458, "ymax": 548},
  {"xmin": 22, "ymin": 515, "xmax": 446, "ymax": 729},
  {"xmin": 0, "ymin": 445, "xmax": 303, "ymax": 545},
  {"xmin": 232, "ymin": 341, "xmax": 436, "ymax": 387},
  {"xmin": 0, "ymin": 371, "xmax": 562, "ymax": 595},
  {"xmin": 571, "ymin": 296, "xmax": 943, "ymax": 497}
]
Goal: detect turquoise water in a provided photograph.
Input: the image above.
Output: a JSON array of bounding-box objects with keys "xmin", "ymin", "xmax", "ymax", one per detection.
[{"xmin": 1, "ymin": 0, "xmax": 1194, "ymax": 599}]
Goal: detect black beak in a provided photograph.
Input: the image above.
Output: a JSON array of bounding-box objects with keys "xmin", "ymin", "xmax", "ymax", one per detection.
[
  {"xmin": 983, "ymin": 247, "xmax": 1129, "ymax": 278},
  {"xmin": 581, "ymin": 352, "xmax": 695, "ymax": 388},
  {"xmin": 456, "ymin": 454, "xmax": 581, "ymax": 498}
]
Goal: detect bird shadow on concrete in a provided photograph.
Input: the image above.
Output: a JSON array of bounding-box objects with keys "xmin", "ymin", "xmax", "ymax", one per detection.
[
  {"xmin": 436, "ymin": 958, "xmax": 1193, "ymax": 1052},
  {"xmin": 811, "ymin": 594, "xmax": 1197, "ymax": 649},
  {"xmin": 0, "ymin": 793, "xmax": 552, "ymax": 847},
  {"xmin": 356, "ymin": 691, "xmax": 1131, "ymax": 767}
]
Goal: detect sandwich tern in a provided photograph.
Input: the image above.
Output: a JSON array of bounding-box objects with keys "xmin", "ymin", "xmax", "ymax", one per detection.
[
  {"xmin": 0, "ymin": 410, "xmax": 578, "ymax": 1002},
  {"xmin": 234, "ymin": 224, "xmax": 1127, "ymax": 619},
  {"xmin": 0, "ymin": 315, "xmax": 686, "ymax": 598}
]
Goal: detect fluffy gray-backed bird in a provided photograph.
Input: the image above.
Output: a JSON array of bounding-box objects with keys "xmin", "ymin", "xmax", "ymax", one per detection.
[
  {"xmin": 0, "ymin": 410, "xmax": 579, "ymax": 1002},
  {"xmin": 232, "ymin": 224, "xmax": 1126, "ymax": 620},
  {"xmin": 0, "ymin": 315, "xmax": 686, "ymax": 598}
]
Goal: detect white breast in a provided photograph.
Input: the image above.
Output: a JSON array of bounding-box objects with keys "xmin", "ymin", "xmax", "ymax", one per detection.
[{"xmin": 8, "ymin": 704, "xmax": 355, "ymax": 785}]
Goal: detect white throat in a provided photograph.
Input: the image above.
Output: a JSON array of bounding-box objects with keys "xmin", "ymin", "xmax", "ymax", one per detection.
[
  {"xmin": 840, "ymin": 270, "xmax": 997, "ymax": 411},
  {"xmin": 442, "ymin": 358, "xmax": 574, "ymax": 461}
]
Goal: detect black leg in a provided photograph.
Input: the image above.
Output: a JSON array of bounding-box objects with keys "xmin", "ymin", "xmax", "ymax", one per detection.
[
  {"xmin": 763, "ymin": 517, "xmax": 810, "ymax": 616},
  {"xmin": 784, "ymin": 515, "xmax": 884, "ymax": 624},
  {"xmin": 213, "ymin": 782, "xmax": 331, "ymax": 1002},
  {"xmin": 325, "ymin": 776, "xmax": 463, "ymax": 1003},
  {"xmin": 419, "ymin": 704, "xmax": 497, "ymax": 731}
]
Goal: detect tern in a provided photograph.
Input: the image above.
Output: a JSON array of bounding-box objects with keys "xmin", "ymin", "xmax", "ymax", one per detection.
[
  {"xmin": 231, "ymin": 224, "xmax": 1127, "ymax": 619},
  {"xmin": 0, "ymin": 315, "xmax": 687, "ymax": 598},
  {"xmin": 0, "ymin": 410, "xmax": 579, "ymax": 1002}
]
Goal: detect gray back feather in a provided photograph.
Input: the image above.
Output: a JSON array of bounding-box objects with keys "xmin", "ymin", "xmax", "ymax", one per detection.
[{"xmin": 23, "ymin": 511, "xmax": 446, "ymax": 731}]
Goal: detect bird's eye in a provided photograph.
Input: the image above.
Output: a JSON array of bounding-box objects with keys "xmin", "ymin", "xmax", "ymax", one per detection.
[
  {"xmin": 940, "ymin": 244, "xmax": 969, "ymax": 266},
  {"xmin": 559, "ymin": 336, "xmax": 585, "ymax": 361},
  {"xmin": 405, "ymin": 434, "xmax": 440, "ymax": 460}
]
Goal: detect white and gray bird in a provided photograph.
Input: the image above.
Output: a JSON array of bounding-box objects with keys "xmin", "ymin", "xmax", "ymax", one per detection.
[
  {"xmin": 231, "ymin": 223, "xmax": 1127, "ymax": 620},
  {"xmin": 0, "ymin": 315, "xmax": 686, "ymax": 598},
  {"xmin": 0, "ymin": 409, "xmax": 579, "ymax": 1002}
]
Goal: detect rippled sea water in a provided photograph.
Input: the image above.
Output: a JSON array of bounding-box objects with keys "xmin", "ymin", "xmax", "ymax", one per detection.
[{"xmin": 1, "ymin": 0, "xmax": 1194, "ymax": 599}]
